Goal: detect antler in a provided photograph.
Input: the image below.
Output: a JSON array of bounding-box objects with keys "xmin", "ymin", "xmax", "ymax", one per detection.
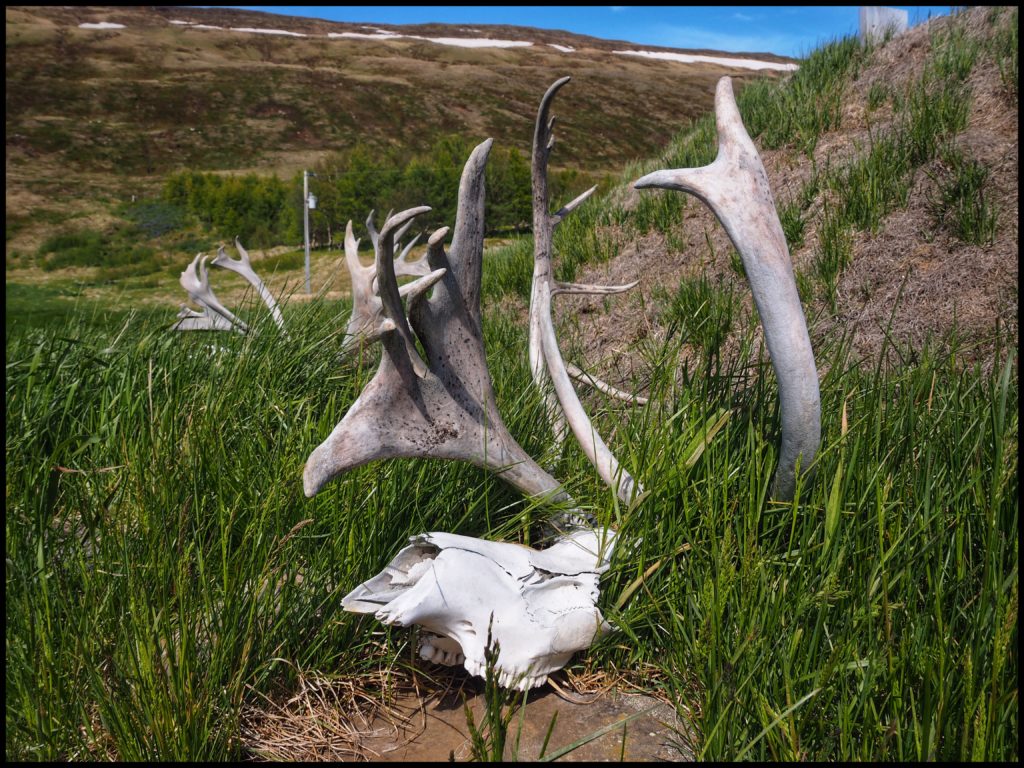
[
  {"xmin": 171, "ymin": 304, "xmax": 241, "ymax": 333},
  {"xmin": 528, "ymin": 77, "xmax": 643, "ymax": 504},
  {"xmin": 212, "ymin": 238, "xmax": 287, "ymax": 335},
  {"xmin": 340, "ymin": 220, "xmax": 446, "ymax": 356},
  {"xmin": 366, "ymin": 209, "xmax": 431, "ymax": 280},
  {"xmin": 634, "ymin": 76, "xmax": 820, "ymax": 501},
  {"xmin": 179, "ymin": 253, "xmax": 248, "ymax": 333},
  {"xmin": 305, "ymin": 139, "xmax": 573, "ymax": 507}
]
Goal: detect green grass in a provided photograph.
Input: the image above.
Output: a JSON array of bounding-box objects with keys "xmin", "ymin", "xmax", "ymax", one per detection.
[
  {"xmin": 813, "ymin": 203, "xmax": 854, "ymax": 313},
  {"xmin": 738, "ymin": 35, "xmax": 870, "ymax": 156},
  {"xmin": 926, "ymin": 149, "xmax": 1000, "ymax": 245},
  {"xmin": 829, "ymin": 133, "xmax": 911, "ymax": 234},
  {"xmin": 658, "ymin": 272, "xmax": 741, "ymax": 361},
  {"xmin": 991, "ymin": 8, "xmax": 1018, "ymax": 99},
  {"xmin": 6, "ymin": 9, "xmax": 1018, "ymax": 763},
  {"xmin": 6, "ymin": 274, "xmax": 1016, "ymax": 762}
]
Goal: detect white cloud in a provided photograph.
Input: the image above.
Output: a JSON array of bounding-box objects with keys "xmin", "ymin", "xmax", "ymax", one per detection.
[{"xmin": 732, "ymin": 12, "xmax": 754, "ymax": 22}]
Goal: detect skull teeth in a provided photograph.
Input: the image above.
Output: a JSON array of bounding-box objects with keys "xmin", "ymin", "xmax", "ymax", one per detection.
[{"xmin": 460, "ymin": 658, "xmax": 547, "ymax": 691}]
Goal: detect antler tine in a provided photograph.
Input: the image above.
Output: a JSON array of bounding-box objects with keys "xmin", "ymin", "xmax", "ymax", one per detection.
[
  {"xmin": 395, "ymin": 232, "xmax": 429, "ymax": 276},
  {"xmin": 341, "ymin": 220, "xmax": 395, "ymax": 353},
  {"xmin": 392, "ymin": 216, "xmax": 415, "ymax": 251},
  {"xmin": 375, "ymin": 206, "xmax": 432, "ymax": 378},
  {"xmin": 529, "ymin": 77, "xmax": 642, "ymax": 504},
  {"xmin": 567, "ymin": 363, "xmax": 648, "ymax": 405},
  {"xmin": 634, "ymin": 76, "xmax": 820, "ymax": 501},
  {"xmin": 552, "ymin": 185, "xmax": 597, "ymax": 226},
  {"xmin": 211, "ymin": 238, "xmax": 287, "ymax": 335},
  {"xmin": 232, "ymin": 237, "xmax": 252, "ymax": 267},
  {"xmin": 180, "ymin": 253, "xmax": 248, "ymax": 333},
  {"xmin": 553, "ymin": 278, "xmax": 640, "ymax": 296}
]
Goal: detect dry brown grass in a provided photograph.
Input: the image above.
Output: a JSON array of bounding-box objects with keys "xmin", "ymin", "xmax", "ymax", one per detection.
[{"xmin": 554, "ymin": 6, "xmax": 1017, "ymax": 385}]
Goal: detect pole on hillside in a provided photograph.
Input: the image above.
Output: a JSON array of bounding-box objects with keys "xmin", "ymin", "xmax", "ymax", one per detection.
[{"xmin": 303, "ymin": 171, "xmax": 311, "ymax": 294}]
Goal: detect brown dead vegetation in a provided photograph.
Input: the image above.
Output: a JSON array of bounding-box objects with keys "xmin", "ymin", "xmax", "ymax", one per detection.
[{"xmin": 554, "ymin": 6, "xmax": 1017, "ymax": 384}]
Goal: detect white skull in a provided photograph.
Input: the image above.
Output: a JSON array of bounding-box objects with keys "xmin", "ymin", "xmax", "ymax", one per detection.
[{"xmin": 342, "ymin": 528, "xmax": 616, "ymax": 690}]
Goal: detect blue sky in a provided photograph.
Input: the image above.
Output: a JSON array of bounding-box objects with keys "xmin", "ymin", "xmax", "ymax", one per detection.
[{"xmin": 208, "ymin": 6, "xmax": 954, "ymax": 58}]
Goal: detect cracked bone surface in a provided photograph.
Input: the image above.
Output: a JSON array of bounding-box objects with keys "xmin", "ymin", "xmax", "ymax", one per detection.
[
  {"xmin": 305, "ymin": 139, "xmax": 618, "ymax": 690},
  {"xmin": 528, "ymin": 76, "xmax": 643, "ymax": 504},
  {"xmin": 211, "ymin": 238, "xmax": 287, "ymax": 335},
  {"xmin": 634, "ymin": 76, "xmax": 820, "ymax": 501},
  {"xmin": 178, "ymin": 253, "xmax": 248, "ymax": 333},
  {"xmin": 342, "ymin": 528, "xmax": 616, "ymax": 691}
]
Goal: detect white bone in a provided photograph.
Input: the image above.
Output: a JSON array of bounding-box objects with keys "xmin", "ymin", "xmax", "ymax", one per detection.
[
  {"xmin": 342, "ymin": 528, "xmax": 615, "ymax": 691},
  {"xmin": 305, "ymin": 140, "xmax": 575, "ymax": 507},
  {"xmin": 567, "ymin": 363, "xmax": 648, "ymax": 406},
  {"xmin": 211, "ymin": 238, "xmax": 287, "ymax": 336},
  {"xmin": 171, "ymin": 304, "xmax": 240, "ymax": 333},
  {"xmin": 528, "ymin": 77, "xmax": 642, "ymax": 504},
  {"xmin": 634, "ymin": 76, "xmax": 820, "ymax": 500},
  {"xmin": 340, "ymin": 222, "xmax": 446, "ymax": 355},
  {"xmin": 179, "ymin": 253, "xmax": 248, "ymax": 333},
  {"xmin": 309, "ymin": 76, "xmax": 823, "ymax": 693}
]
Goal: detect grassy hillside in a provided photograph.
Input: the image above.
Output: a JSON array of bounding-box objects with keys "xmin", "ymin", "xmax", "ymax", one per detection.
[
  {"xmin": 5, "ymin": 5, "xmax": 788, "ymax": 261},
  {"xmin": 5, "ymin": 6, "xmax": 1017, "ymax": 763}
]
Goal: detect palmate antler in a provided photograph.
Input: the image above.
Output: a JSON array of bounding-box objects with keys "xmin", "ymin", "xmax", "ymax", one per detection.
[
  {"xmin": 635, "ymin": 77, "xmax": 820, "ymax": 500},
  {"xmin": 175, "ymin": 242, "xmax": 288, "ymax": 336},
  {"xmin": 304, "ymin": 140, "xmax": 574, "ymax": 505},
  {"xmin": 305, "ymin": 139, "xmax": 617, "ymax": 691}
]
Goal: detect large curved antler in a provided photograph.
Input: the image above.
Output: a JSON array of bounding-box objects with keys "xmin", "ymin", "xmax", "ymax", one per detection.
[
  {"xmin": 178, "ymin": 253, "xmax": 248, "ymax": 333},
  {"xmin": 529, "ymin": 77, "xmax": 643, "ymax": 505},
  {"xmin": 211, "ymin": 238, "xmax": 287, "ymax": 336},
  {"xmin": 304, "ymin": 140, "xmax": 572, "ymax": 506},
  {"xmin": 634, "ymin": 77, "xmax": 820, "ymax": 500}
]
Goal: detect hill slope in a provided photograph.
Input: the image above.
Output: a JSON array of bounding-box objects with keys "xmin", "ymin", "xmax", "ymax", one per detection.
[
  {"xmin": 552, "ymin": 5, "xmax": 1017, "ymax": 374},
  {"xmin": 5, "ymin": 4, "xmax": 793, "ymax": 254}
]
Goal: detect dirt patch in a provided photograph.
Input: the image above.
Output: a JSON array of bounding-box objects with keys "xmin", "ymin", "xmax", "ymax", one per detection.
[{"xmin": 241, "ymin": 665, "xmax": 694, "ymax": 762}]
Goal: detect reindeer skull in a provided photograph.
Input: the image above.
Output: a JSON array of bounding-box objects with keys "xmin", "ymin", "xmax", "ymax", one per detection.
[{"xmin": 343, "ymin": 528, "xmax": 615, "ymax": 690}]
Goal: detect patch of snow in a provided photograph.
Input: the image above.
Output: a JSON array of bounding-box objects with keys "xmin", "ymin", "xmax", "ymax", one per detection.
[
  {"xmin": 194, "ymin": 25, "xmax": 223, "ymax": 30},
  {"xmin": 327, "ymin": 30, "xmax": 531, "ymax": 49},
  {"xmin": 169, "ymin": 20, "xmax": 191, "ymax": 26},
  {"xmin": 230, "ymin": 27, "xmax": 307, "ymax": 37},
  {"xmin": 549, "ymin": 44, "xmax": 576, "ymax": 53},
  {"xmin": 78, "ymin": 22, "xmax": 125, "ymax": 30},
  {"xmin": 613, "ymin": 49, "xmax": 797, "ymax": 72},
  {"xmin": 415, "ymin": 36, "xmax": 532, "ymax": 49},
  {"xmin": 328, "ymin": 31, "xmax": 399, "ymax": 39}
]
